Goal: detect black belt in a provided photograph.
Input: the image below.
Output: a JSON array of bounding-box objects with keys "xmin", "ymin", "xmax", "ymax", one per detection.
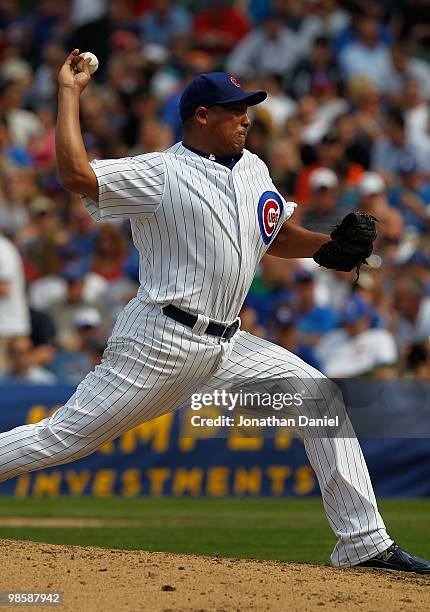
[{"xmin": 162, "ymin": 304, "xmax": 240, "ymax": 340}]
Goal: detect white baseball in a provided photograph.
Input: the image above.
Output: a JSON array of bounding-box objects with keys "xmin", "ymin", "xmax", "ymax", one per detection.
[{"xmin": 77, "ymin": 52, "xmax": 99, "ymax": 75}]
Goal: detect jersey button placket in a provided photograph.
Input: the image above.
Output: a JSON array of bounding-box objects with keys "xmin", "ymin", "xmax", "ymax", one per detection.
[{"xmin": 230, "ymin": 171, "xmax": 249, "ymax": 313}]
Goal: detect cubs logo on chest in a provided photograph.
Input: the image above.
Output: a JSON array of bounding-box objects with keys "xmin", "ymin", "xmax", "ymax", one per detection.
[{"xmin": 257, "ymin": 191, "xmax": 284, "ymax": 244}]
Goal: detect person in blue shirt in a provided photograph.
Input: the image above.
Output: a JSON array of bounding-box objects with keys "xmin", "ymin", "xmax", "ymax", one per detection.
[
  {"xmin": 269, "ymin": 302, "xmax": 322, "ymax": 370},
  {"xmin": 291, "ymin": 268, "xmax": 339, "ymax": 348},
  {"xmin": 139, "ymin": 0, "xmax": 191, "ymax": 48},
  {"xmin": 388, "ymin": 153, "xmax": 430, "ymax": 233}
]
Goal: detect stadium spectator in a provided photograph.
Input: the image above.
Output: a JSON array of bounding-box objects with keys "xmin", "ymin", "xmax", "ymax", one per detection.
[
  {"xmin": 89, "ymin": 224, "xmax": 129, "ymax": 282},
  {"xmin": 0, "ymin": 232, "xmax": 30, "ymax": 370},
  {"xmin": 0, "ymin": 170, "xmax": 30, "ymax": 239},
  {"xmin": 192, "ymin": 0, "xmax": 250, "ymax": 59},
  {"xmin": 267, "ymin": 137, "xmax": 303, "ymax": 198},
  {"xmin": 393, "ymin": 276, "xmax": 430, "ymax": 354},
  {"xmin": 0, "ymin": 336, "xmax": 56, "ymax": 384},
  {"xmin": 0, "ymin": 80, "xmax": 43, "ymax": 149},
  {"xmin": 371, "ymin": 107, "xmax": 415, "ymax": 182},
  {"xmin": 288, "ymin": 268, "xmax": 338, "ymax": 352},
  {"xmin": 403, "ymin": 80, "xmax": 429, "ymax": 140},
  {"xmin": 70, "ymin": 0, "xmax": 109, "ymax": 70},
  {"xmin": 45, "ymin": 263, "xmax": 109, "ymax": 351},
  {"xmin": 159, "ymin": 51, "xmax": 215, "ymax": 142},
  {"xmin": 242, "ymin": 113, "xmax": 274, "ymax": 165},
  {"xmin": 63, "ymin": 197, "xmax": 98, "ymax": 262},
  {"xmin": 226, "ymin": 10, "xmax": 303, "ymax": 78},
  {"xmin": 301, "ymin": 168, "xmax": 345, "ymax": 234},
  {"xmin": 349, "ymin": 77, "xmax": 383, "ymax": 143},
  {"xmin": 402, "ymin": 341, "xmax": 430, "ymax": 379},
  {"xmin": 19, "ymin": 195, "xmax": 64, "ymax": 279},
  {"xmin": 31, "ymin": 1, "xmax": 68, "ymax": 60},
  {"xmin": 29, "ymin": 306, "xmax": 56, "ymax": 370},
  {"xmin": 0, "ymin": 56, "xmax": 33, "ymax": 90},
  {"xmin": 316, "ymin": 295, "xmax": 398, "ymax": 378},
  {"xmin": 312, "ymin": 267, "xmax": 354, "ymax": 312},
  {"xmin": 246, "ymin": 256, "xmax": 297, "ymax": 327},
  {"xmin": 339, "ymin": 15, "xmax": 391, "ymax": 89},
  {"xmin": 50, "ymin": 306, "xmax": 106, "ymax": 384},
  {"xmin": 388, "ymin": 154, "xmax": 430, "ymax": 233},
  {"xmin": 334, "ymin": 113, "xmax": 372, "ymax": 170},
  {"xmin": 131, "ymin": 117, "xmax": 173, "ymax": 155},
  {"xmin": 27, "ymin": 105, "xmax": 56, "ymax": 173},
  {"xmin": 138, "ymin": 0, "xmax": 191, "ymax": 49},
  {"xmin": 239, "ymin": 304, "xmax": 266, "ymax": 338},
  {"xmin": 294, "ymin": 129, "xmax": 364, "ymax": 207},
  {"xmin": 357, "ymin": 172, "xmax": 403, "ymax": 253},
  {"xmin": 2, "ymin": 168, "xmax": 39, "ymax": 242},
  {"xmin": 289, "ymin": 35, "xmax": 341, "ymax": 100},
  {"xmin": 299, "ymin": 0, "xmax": 351, "ymax": 49},
  {"xmin": 383, "ymin": 42, "xmax": 430, "ymax": 103},
  {"xmin": 28, "ymin": 256, "xmax": 109, "ymax": 312},
  {"xmin": 31, "ymin": 42, "xmax": 67, "ymax": 106},
  {"xmin": 297, "ymin": 94, "xmax": 331, "ymax": 147},
  {"xmin": 258, "ymin": 74, "xmax": 297, "ymax": 129},
  {"xmin": 270, "ymin": 302, "xmax": 322, "ymax": 370},
  {"xmin": 0, "ymin": 115, "xmax": 32, "ymax": 171}
]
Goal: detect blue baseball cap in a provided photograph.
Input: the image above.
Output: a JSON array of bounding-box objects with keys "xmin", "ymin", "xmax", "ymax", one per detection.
[
  {"xmin": 294, "ymin": 268, "xmax": 314, "ymax": 284},
  {"xmin": 179, "ymin": 72, "xmax": 267, "ymax": 123},
  {"xmin": 398, "ymin": 153, "xmax": 419, "ymax": 175},
  {"xmin": 341, "ymin": 296, "xmax": 374, "ymax": 325}
]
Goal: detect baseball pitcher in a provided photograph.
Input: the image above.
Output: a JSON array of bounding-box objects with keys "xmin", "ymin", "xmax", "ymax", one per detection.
[{"xmin": 0, "ymin": 50, "xmax": 428, "ymax": 574}]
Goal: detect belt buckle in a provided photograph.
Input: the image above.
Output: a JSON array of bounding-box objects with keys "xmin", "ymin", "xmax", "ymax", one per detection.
[{"xmin": 222, "ymin": 319, "xmax": 239, "ymax": 340}]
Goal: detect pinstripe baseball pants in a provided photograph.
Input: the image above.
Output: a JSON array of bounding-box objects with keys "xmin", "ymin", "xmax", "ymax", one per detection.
[{"xmin": 0, "ymin": 298, "xmax": 393, "ymax": 566}]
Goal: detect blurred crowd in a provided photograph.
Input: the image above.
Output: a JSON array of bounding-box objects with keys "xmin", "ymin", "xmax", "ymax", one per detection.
[{"xmin": 1, "ymin": 0, "xmax": 430, "ymax": 384}]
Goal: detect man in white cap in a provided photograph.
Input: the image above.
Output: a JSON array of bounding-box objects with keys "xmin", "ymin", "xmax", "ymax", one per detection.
[
  {"xmin": 357, "ymin": 172, "xmax": 403, "ymax": 249},
  {"xmin": 50, "ymin": 306, "xmax": 105, "ymax": 384},
  {"xmin": 301, "ymin": 167, "xmax": 347, "ymax": 234}
]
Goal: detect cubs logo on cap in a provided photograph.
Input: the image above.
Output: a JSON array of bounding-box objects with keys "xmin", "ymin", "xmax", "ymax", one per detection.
[
  {"xmin": 257, "ymin": 191, "xmax": 284, "ymax": 244},
  {"xmin": 230, "ymin": 76, "xmax": 241, "ymax": 87}
]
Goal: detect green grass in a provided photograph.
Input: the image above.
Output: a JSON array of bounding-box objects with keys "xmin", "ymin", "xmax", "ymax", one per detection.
[{"xmin": 0, "ymin": 497, "xmax": 429, "ymax": 565}]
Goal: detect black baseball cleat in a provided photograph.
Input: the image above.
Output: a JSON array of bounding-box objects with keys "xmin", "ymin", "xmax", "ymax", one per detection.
[{"xmin": 357, "ymin": 542, "xmax": 430, "ymax": 574}]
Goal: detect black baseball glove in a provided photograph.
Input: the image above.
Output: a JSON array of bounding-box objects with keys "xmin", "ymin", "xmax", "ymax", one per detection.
[{"xmin": 313, "ymin": 212, "xmax": 377, "ymax": 275}]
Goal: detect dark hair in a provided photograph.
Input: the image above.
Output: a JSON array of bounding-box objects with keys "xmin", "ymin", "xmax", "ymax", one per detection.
[
  {"xmin": 321, "ymin": 128, "xmax": 341, "ymax": 145},
  {"xmin": 0, "ymin": 79, "xmax": 17, "ymax": 97},
  {"xmin": 396, "ymin": 275, "xmax": 425, "ymax": 297},
  {"xmin": 385, "ymin": 107, "xmax": 405, "ymax": 130},
  {"xmin": 406, "ymin": 343, "xmax": 428, "ymax": 371},
  {"xmin": 314, "ymin": 36, "xmax": 330, "ymax": 47}
]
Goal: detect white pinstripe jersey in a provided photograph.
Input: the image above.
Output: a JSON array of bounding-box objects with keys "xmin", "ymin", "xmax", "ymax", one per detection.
[{"xmin": 82, "ymin": 142, "xmax": 296, "ymax": 322}]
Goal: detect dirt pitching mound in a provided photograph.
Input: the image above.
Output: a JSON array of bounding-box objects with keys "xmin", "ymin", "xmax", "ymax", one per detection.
[{"xmin": 0, "ymin": 539, "xmax": 429, "ymax": 611}]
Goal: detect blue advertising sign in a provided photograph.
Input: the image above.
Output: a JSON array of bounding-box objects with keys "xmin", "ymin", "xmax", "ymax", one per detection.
[{"xmin": 0, "ymin": 386, "xmax": 429, "ymax": 497}]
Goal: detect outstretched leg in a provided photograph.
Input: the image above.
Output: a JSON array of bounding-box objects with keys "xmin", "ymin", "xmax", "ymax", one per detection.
[
  {"xmin": 0, "ymin": 301, "xmax": 223, "ymax": 482},
  {"xmin": 207, "ymin": 330, "xmax": 393, "ymax": 567}
]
